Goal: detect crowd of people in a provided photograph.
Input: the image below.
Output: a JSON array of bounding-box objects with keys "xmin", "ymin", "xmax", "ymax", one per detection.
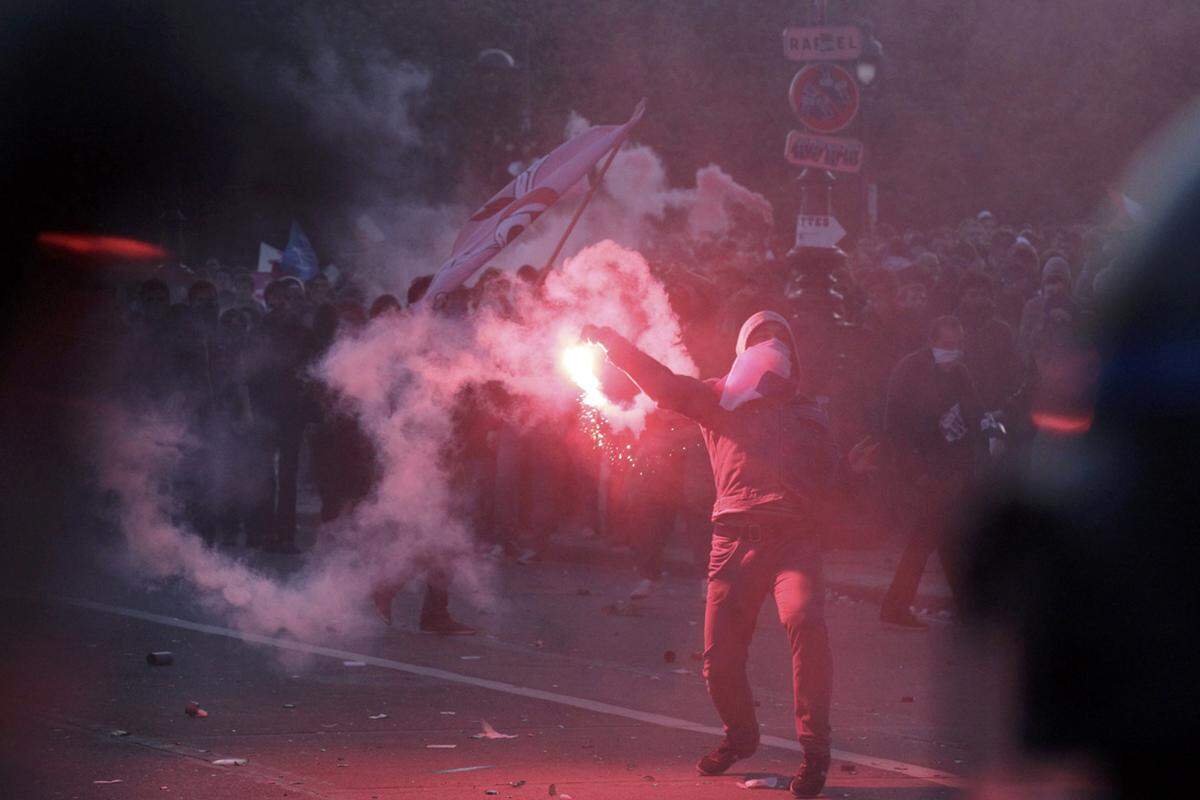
[{"xmin": 98, "ymin": 207, "xmax": 1109, "ymax": 631}]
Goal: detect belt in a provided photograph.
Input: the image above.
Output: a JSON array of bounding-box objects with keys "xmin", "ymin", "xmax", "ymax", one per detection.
[{"xmin": 714, "ymin": 519, "xmax": 790, "ymax": 544}]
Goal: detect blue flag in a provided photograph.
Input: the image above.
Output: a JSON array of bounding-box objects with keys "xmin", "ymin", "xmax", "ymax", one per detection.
[{"xmin": 280, "ymin": 221, "xmax": 319, "ymax": 280}]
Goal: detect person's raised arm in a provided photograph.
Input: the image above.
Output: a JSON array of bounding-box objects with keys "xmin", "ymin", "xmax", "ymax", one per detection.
[{"xmin": 580, "ymin": 325, "xmax": 718, "ymax": 424}]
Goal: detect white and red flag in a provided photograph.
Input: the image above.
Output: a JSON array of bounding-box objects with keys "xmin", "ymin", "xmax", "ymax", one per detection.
[{"xmin": 423, "ymin": 100, "xmax": 645, "ymax": 305}]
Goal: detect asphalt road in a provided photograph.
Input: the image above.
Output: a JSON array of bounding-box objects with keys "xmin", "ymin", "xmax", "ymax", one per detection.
[{"xmin": 0, "ymin": 551, "xmax": 991, "ymax": 799}]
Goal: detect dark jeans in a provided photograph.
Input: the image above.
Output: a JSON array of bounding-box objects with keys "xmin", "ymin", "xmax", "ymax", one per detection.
[
  {"xmin": 703, "ymin": 525, "xmax": 832, "ymax": 755},
  {"xmin": 420, "ymin": 569, "xmax": 451, "ymax": 623},
  {"xmin": 883, "ymin": 474, "xmax": 964, "ymax": 612},
  {"xmin": 268, "ymin": 422, "xmax": 304, "ymax": 546}
]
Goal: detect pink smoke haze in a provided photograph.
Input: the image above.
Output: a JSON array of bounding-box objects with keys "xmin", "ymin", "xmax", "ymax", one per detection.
[{"xmin": 96, "ymin": 240, "xmax": 693, "ymax": 642}]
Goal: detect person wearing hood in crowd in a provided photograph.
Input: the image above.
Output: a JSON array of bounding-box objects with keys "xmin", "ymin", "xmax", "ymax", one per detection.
[
  {"xmin": 1016, "ymin": 255, "xmax": 1078, "ymax": 361},
  {"xmin": 231, "ymin": 271, "xmax": 261, "ymax": 312},
  {"xmin": 997, "ymin": 238, "xmax": 1041, "ymax": 326},
  {"xmin": 879, "ymin": 315, "xmax": 981, "ymax": 628},
  {"xmin": 581, "ymin": 310, "xmax": 877, "ymax": 798}
]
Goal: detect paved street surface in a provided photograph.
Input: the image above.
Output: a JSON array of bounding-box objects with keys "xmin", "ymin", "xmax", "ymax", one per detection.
[{"xmin": 1, "ymin": 545, "xmax": 982, "ymax": 799}]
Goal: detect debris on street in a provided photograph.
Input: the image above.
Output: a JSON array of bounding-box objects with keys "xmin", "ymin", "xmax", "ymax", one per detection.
[{"xmin": 473, "ymin": 719, "xmax": 518, "ymax": 740}]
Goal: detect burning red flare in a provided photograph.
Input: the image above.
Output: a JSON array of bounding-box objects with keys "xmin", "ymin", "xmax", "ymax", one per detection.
[{"xmin": 36, "ymin": 231, "xmax": 167, "ymax": 263}]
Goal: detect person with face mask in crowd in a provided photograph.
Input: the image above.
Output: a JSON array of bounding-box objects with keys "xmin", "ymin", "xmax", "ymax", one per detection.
[
  {"xmin": 879, "ymin": 315, "xmax": 981, "ymax": 628},
  {"xmin": 581, "ymin": 310, "xmax": 877, "ymax": 798}
]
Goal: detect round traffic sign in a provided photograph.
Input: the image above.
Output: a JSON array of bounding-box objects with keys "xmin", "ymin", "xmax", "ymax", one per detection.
[{"xmin": 788, "ymin": 63, "xmax": 860, "ymax": 134}]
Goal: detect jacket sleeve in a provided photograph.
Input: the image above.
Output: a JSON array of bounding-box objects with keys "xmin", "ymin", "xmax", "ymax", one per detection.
[{"xmin": 599, "ymin": 331, "xmax": 720, "ymax": 425}]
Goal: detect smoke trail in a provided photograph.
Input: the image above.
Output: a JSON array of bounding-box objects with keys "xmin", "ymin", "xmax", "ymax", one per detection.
[{"xmin": 97, "ymin": 240, "xmax": 691, "ymax": 639}]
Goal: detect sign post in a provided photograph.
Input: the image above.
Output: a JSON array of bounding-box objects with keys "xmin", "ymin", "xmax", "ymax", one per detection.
[
  {"xmin": 784, "ymin": 130, "xmax": 864, "ymax": 173},
  {"xmin": 788, "ymin": 63, "xmax": 860, "ymax": 134},
  {"xmin": 782, "ymin": 25, "xmax": 862, "ymax": 61},
  {"xmin": 794, "ymin": 213, "xmax": 846, "ymax": 249}
]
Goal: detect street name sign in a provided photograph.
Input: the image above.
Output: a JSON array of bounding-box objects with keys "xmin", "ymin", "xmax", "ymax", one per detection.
[
  {"xmin": 794, "ymin": 214, "xmax": 846, "ymax": 249},
  {"xmin": 782, "ymin": 25, "xmax": 862, "ymax": 61},
  {"xmin": 789, "ymin": 63, "xmax": 860, "ymax": 134},
  {"xmin": 785, "ymin": 131, "xmax": 864, "ymax": 173}
]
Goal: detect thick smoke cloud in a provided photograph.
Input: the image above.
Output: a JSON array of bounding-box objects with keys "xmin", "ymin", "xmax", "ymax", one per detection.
[
  {"xmin": 94, "ymin": 21, "xmax": 767, "ymax": 642},
  {"xmin": 97, "ymin": 240, "xmax": 693, "ymax": 640}
]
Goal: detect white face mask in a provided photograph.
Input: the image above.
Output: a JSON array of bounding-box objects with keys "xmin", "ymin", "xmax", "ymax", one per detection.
[
  {"xmin": 720, "ymin": 338, "xmax": 793, "ymax": 410},
  {"xmin": 932, "ymin": 347, "xmax": 962, "ymax": 365}
]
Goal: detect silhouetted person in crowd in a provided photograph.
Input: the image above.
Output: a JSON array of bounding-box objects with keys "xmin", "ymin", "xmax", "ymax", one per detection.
[
  {"xmin": 231, "ymin": 272, "xmax": 260, "ymax": 311},
  {"xmin": 246, "ymin": 279, "xmax": 315, "ymax": 554},
  {"xmin": 958, "ymin": 272, "xmax": 1019, "ymax": 411},
  {"xmin": 997, "ymin": 238, "xmax": 1040, "ymax": 326},
  {"xmin": 406, "ymin": 274, "xmax": 434, "ymax": 307},
  {"xmin": 208, "ymin": 306, "xmax": 264, "ymax": 545},
  {"xmin": 368, "ymin": 293, "xmax": 402, "ymax": 319},
  {"xmin": 366, "ymin": 287, "xmax": 476, "ymax": 635},
  {"xmin": 880, "ymin": 315, "xmax": 979, "ymax": 628},
  {"xmin": 1017, "ymin": 255, "xmax": 1078, "ymax": 360},
  {"xmin": 126, "ymin": 278, "xmax": 174, "ymax": 403}
]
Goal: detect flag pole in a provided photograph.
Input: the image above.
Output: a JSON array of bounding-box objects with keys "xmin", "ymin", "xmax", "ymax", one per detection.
[{"xmin": 536, "ymin": 138, "xmax": 623, "ymax": 284}]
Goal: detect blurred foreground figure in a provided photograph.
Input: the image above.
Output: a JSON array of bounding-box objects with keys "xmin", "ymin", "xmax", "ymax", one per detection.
[
  {"xmin": 962, "ymin": 122, "xmax": 1200, "ymax": 797},
  {"xmin": 584, "ymin": 311, "xmax": 872, "ymax": 798}
]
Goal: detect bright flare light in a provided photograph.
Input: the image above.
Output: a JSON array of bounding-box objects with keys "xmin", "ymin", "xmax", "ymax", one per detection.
[{"xmin": 561, "ymin": 342, "xmax": 608, "ymax": 409}]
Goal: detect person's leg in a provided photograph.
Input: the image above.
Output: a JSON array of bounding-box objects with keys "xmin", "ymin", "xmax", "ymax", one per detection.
[
  {"xmin": 882, "ymin": 496, "xmax": 939, "ymax": 614},
  {"xmin": 272, "ymin": 423, "xmax": 302, "ymax": 549},
  {"xmin": 703, "ymin": 533, "xmax": 772, "ymax": 756},
  {"xmin": 883, "ymin": 525, "xmax": 936, "ymax": 614},
  {"xmin": 773, "ymin": 536, "xmax": 833, "ymax": 755},
  {"xmin": 418, "ymin": 566, "xmax": 477, "ymax": 635},
  {"xmin": 420, "ymin": 575, "xmax": 450, "ymax": 623}
]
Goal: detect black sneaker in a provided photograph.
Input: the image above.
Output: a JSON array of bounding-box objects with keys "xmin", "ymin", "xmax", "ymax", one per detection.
[
  {"xmin": 419, "ymin": 616, "xmax": 477, "ymax": 636},
  {"xmin": 696, "ymin": 740, "xmax": 755, "ymax": 776},
  {"xmin": 880, "ymin": 605, "xmax": 928, "ymax": 629},
  {"xmin": 789, "ymin": 750, "xmax": 831, "ymax": 798}
]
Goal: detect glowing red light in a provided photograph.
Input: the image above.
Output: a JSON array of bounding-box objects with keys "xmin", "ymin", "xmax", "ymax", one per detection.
[
  {"xmin": 1031, "ymin": 411, "xmax": 1093, "ymax": 436},
  {"xmin": 37, "ymin": 231, "xmax": 168, "ymax": 262}
]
